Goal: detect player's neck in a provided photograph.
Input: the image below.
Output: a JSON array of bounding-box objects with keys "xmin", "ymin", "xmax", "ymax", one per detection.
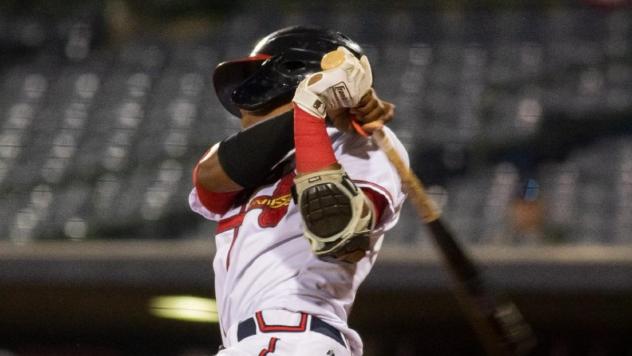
[{"xmin": 240, "ymin": 102, "xmax": 293, "ymax": 129}]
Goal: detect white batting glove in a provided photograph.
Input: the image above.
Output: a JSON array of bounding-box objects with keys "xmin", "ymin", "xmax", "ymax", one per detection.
[{"xmin": 292, "ymin": 46, "xmax": 373, "ymax": 119}]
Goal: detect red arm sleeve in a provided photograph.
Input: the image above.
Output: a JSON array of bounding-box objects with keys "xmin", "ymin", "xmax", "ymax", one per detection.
[
  {"xmin": 293, "ymin": 104, "xmax": 338, "ymax": 173},
  {"xmin": 193, "ymin": 164, "xmax": 240, "ymax": 215}
]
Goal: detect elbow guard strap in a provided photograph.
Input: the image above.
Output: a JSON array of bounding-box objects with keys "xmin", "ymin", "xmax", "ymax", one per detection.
[{"xmin": 293, "ymin": 167, "xmax": 374, "ymax": 261}]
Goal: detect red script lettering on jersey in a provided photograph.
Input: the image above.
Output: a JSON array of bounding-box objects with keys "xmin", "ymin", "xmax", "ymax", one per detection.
[
  {"xmin": 217, "ymin": 173, "xmax": 296, "ymax": 234},
  {"xmin": 248, "ymin": 173, "xmax": 295, "ymax": 228}
]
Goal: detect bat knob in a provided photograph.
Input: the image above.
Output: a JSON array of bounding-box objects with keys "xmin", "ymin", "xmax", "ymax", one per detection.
[{"xmin": 321, "ymin": 48, "xmax": 346, "ymax": 70}]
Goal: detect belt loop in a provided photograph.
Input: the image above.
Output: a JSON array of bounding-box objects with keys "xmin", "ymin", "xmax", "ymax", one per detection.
[{"xmin": 255, "ymin": 311, "xmax": 309, "ymax": 332}]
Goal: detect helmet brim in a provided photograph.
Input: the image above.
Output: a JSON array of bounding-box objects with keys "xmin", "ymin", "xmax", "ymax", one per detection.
[{"xmin": 213, "ymin": 54, "xmax": 271, "ymax": 118}]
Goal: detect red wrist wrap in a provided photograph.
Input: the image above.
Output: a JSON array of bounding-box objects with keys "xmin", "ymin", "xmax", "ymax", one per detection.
[{"xmin": 293, "ymin": 104, "xmax": 337, "ymax": 173}]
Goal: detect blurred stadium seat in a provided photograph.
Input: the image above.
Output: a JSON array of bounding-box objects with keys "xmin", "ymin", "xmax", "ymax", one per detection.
[{"xmin": 1, "ymin": 6, "xmax": 631, "ymax": 246}]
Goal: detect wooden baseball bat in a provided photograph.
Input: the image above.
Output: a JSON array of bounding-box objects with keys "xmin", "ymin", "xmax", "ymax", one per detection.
[
  {"xmin": 369, "ymin": 128, "xmax": 535, "ymax": 356},
  {"xmin": 321, "ymin": 49, "xmax": 537, "ymax": 356}
]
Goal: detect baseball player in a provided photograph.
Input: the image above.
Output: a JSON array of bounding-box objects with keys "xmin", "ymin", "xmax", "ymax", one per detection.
[{"xmin": 189, "ymin": 26, "xmax": 409, "ymax": 356}]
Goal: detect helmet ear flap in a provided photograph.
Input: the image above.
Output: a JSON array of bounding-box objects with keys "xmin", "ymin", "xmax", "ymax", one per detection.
[{"xmin": 213, "ymin": 58, "xmax": 268, "ymax": 117}]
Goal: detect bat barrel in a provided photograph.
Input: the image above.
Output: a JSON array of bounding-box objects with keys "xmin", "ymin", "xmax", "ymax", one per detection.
[{"xmin": 428, "ymin": 220, "xmax": 537, "ymax": 356}]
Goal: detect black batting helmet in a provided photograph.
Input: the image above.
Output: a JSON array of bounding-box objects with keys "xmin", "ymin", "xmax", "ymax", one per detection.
[{"xmin": 213, "ymin": 26, "xmax": 364, "ymax": 118}]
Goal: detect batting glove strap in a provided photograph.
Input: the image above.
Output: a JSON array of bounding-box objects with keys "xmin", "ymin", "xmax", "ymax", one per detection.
[{"xmin": 292, "ymin": 84, "xmax": 327, "ymax": 118}]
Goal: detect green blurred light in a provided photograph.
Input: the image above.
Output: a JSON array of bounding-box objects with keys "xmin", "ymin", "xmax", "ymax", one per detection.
[{"xmin": 149, "ymin": 295, "xmax": 218, "ymax": 323}]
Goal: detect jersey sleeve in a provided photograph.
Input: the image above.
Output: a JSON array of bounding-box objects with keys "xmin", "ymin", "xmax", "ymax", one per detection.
[
  {"xmin": 188, "ymin": 163, "xmax": 240, "ymax": 222},
  {"xmin": 189, "ymin": 188, "xmax": 224, "ymax": 222},
  {"xmin": 332, "ymin": 127, "xmax": 409, "ymax": 231}
]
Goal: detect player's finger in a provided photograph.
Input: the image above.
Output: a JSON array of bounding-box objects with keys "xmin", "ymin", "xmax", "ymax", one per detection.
[
  {"xmin": 351, "ymin": 99, "xmax": 378, "ymax": 121},
  {"xmin": 361, "ymin": 119, "xmax": 384, "ymax": 134},
  {"xmin": 356, "ymin": 89, "xmax": 374, "ymax": 107},
  {"xmin": 381, "ymin": 102, "xmax": 395, "ymax": 125},
  {"xmin": 361, "ymin": 105, "xmax": 386, "ymax": 122}
]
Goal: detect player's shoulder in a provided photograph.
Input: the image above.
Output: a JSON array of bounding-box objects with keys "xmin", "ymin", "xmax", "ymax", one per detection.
[
  {"xmin": 328, "ymin": 126, "xmax": 409, "ymax": 165},
  {"xmin": 380, "ymin": 126, "xmax": 409, "ymax": 165}
]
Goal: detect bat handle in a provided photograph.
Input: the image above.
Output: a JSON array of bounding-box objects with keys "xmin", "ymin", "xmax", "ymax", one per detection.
[
  {"xmin": 348, "ymin": 114, "xmax": 442, "ymax": 223},
  {"xmin": 371, "ymin": 128, "xmax": 442, "ymax": 223}
]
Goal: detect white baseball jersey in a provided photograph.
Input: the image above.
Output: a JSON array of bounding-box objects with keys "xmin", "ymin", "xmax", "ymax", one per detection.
[{"xmin": 189, "ymin": 126, "xmax": 408, "ymax": 356}]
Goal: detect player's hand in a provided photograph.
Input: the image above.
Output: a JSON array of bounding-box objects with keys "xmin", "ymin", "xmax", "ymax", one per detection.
[
  {"xmin": 292, "ymin": 47, "xmax": 372, "ymax": 118},
  {"xmin": 328, "ymin": 88, "xmax": 395, "ymax": 135},
  {"xmin": 352, "ymin": 88, "xmax": 395, "ymax": 134}
]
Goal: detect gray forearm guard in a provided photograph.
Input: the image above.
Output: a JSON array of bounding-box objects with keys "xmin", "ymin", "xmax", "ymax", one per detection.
[{"xmin": 292, "ymin": 167, "xmax": 374, "ymax": 262}]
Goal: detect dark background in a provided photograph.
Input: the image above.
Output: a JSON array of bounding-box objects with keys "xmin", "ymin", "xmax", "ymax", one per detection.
[{"xmin": 0, "ymin": 0, "xmax": 631, "ymax": 355}]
